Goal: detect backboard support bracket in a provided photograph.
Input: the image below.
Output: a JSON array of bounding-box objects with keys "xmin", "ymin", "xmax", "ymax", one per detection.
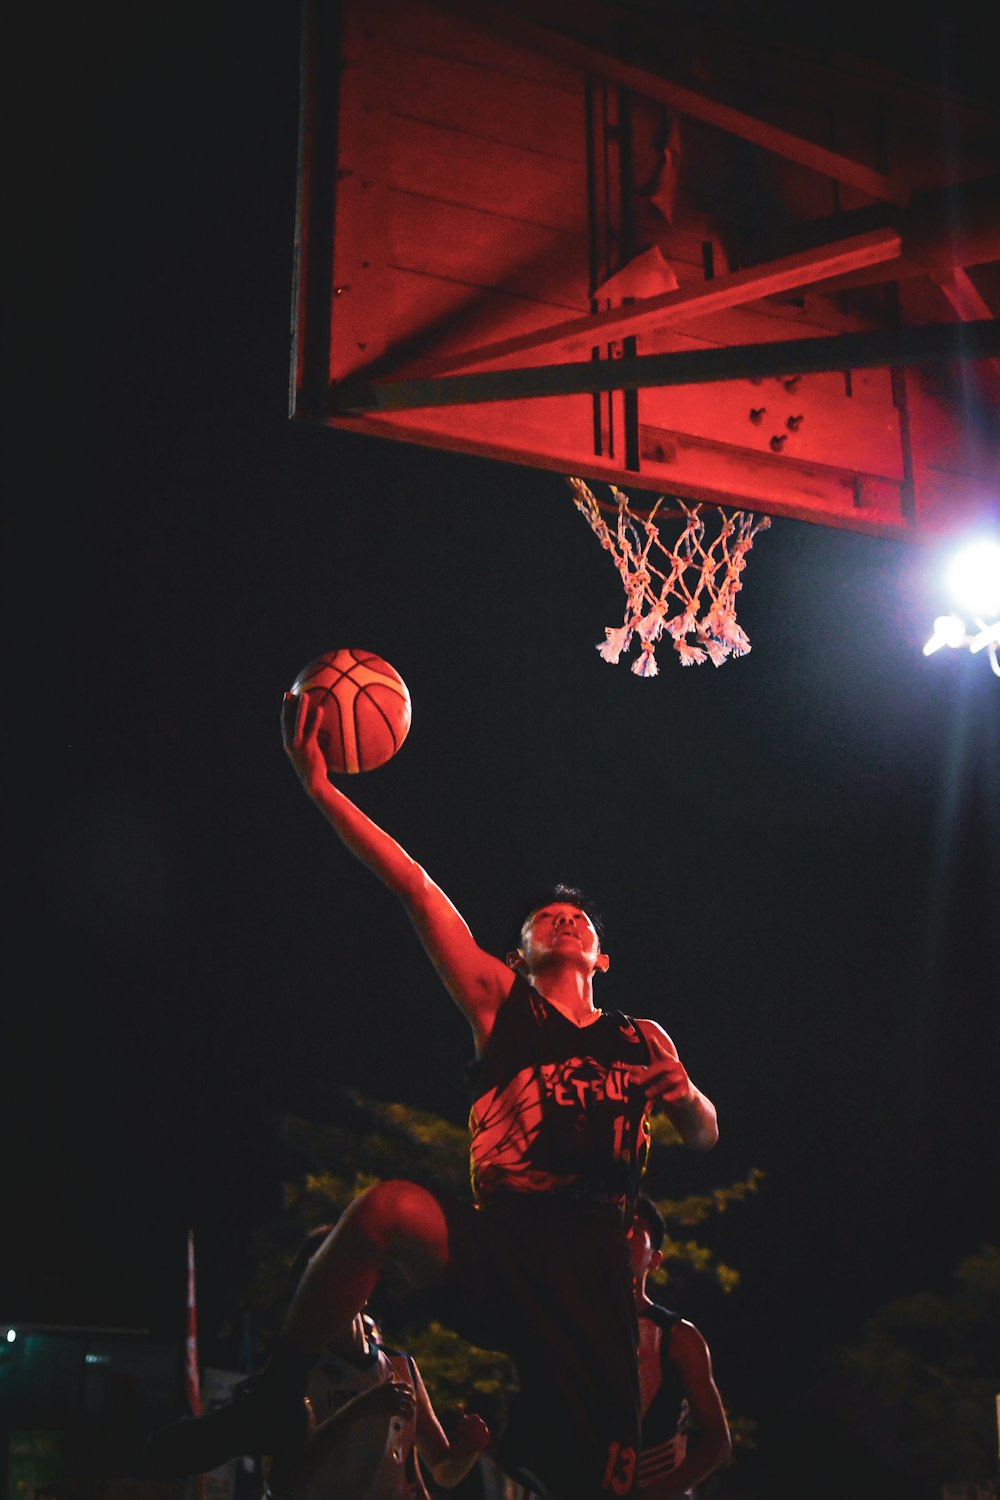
[{"xmin": 329, "ymin": 320, "xmax": 1000, "ymax": 414}]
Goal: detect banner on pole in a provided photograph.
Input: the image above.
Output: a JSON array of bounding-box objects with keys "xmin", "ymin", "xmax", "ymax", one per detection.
[{"xmin": 185, "ymin": 1228, "xmax": 203, "ymax": 1417}]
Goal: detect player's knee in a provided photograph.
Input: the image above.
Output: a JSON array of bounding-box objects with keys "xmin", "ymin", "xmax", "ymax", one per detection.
[{"xmin": 350, "ymin": 1178, "xmax": 442, "ymax": 1251}]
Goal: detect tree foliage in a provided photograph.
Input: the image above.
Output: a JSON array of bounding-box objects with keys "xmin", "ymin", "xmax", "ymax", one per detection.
[
  {"xmin": 644, "ymin": 1117, "xmax": 764, "ymax": 1296},
  {"xmin": 831, "ymin": 1245, "xmax": 1000, "ymax": 1488}
]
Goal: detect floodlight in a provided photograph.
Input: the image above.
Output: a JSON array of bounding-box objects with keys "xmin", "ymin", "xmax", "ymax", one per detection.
[
  {"xmin": 968, "ymin": 620, "xmax": 1000, "ymax": 654},
  {"xmin": 922, "ymin": 614, "xmax": 967, "ymax": 655},
  {"xmin": 946, "ymin": 539, "xmax": 1000, "ymax": 619}
]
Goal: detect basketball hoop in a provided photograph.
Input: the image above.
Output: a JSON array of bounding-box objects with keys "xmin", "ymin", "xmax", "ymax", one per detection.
[{"xmin": 568, "ymin": 478, "xmax": 770, "ymax": 676}]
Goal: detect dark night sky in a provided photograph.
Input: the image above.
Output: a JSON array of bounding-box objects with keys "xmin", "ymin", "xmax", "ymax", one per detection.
[{"xmin": 11, "ymin": 2, "xmax": 1000, "ymax": 1493}]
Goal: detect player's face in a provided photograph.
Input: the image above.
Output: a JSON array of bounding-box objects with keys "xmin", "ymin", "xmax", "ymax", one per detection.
[
  {"xmin": 519, "ymin": 903, "xmax": 604, "ymax": 972},
  {"xmin": 629, "ymin": 1222, "xmax": 659, "ymax": 1281}
]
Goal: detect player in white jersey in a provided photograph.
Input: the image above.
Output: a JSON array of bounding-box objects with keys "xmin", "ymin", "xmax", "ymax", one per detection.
[{"xmin": 266, "ymin": 1233, "xmax": 490, "ymax": 1500}]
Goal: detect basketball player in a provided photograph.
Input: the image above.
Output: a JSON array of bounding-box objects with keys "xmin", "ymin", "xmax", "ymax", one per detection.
[
  {"xmin": 148, "ymin": 693, "xmax": 718, "ymax": 1500},
  {"xmin": 630, "ymin": 1197, "xmax": 731, "ymax": 1497},
  {"xmin": 265, "ymin": 1228, "xmax": 490, "ymax": 1500}
]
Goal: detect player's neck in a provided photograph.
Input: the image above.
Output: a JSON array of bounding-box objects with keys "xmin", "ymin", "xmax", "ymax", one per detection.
[
  {"xmin": 635, "ymin": 1280, "xmax": 655, "ymax": 1313},
  {"xmin": 328, "ymin": 1315, "xmax": 369, "ymax": 1361},
  {"xmin": 530, "ymin": 967, "xmax": 599, "ymax": 1022}
]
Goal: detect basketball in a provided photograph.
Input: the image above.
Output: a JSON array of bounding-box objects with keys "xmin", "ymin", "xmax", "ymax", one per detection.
[{"xmin": 287, "ymin": 648, "xmax": 411, "ymax": 774}]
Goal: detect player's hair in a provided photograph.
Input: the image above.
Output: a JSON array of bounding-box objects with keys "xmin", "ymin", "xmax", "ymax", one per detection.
[
  {"xmin": 510, "ymin": 884, "xmax": 606, "ymax": 948},
  {"xmin": 634, "ymin": 1195, "xmax": 666, "ymax": 1253}
]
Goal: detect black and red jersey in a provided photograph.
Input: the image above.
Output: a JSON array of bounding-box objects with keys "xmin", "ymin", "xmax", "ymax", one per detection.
[
  {"xmin": 637, "ymin": 1304, "xmax": 689, "ymax": 1488},
  {"xmin": 466, "ymin": 974, "xmax": 652, "ymax": 1221}
]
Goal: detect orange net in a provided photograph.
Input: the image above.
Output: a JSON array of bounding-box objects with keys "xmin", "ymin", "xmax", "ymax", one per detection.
[{"xmin": 568, "ymin": 478, "xmax": 771, "ymax": 676}]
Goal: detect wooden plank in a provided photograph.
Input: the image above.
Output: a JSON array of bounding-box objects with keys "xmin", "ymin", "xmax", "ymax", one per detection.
[
  {"xmin": 385, "ymin": 191, "xmax": 590, "ymax": 302},
  {"xmin": 332, "ymin": 392, "xmax": 606, "ymax": 469},
  {"xmin": 637, "ymin": 377, "xmax": 902, "ymax": 479},
  {"xmin": 332, "ymin": 322, "xmax": 1000, "ymax": 411},
  {"xmin": 933, "ymin": 269, "xmax": 1000, "ymax": 383},
  {"xmin": 323, "ymin": 406, "xmax": 917, "ymax": 536},
  {"xmin": 329, "ymin": 266, "xmax": 594, "ymax": 378},
  {"xmin": 637, "ymin": 281, "xmax": 902, "ymax": 358},
  {"xmin": 639, "ymin": 223, "xmax": 718, "ymax": 278},
  {"xmin": 642, "ymin": 303, "xmax": 875, "ymax": 354},
  {"xmin": 935, "ymin": 267, "xmax": 996, "ymax": 321},
  {"xmin": 635, "ymin": 425, "xmax": 909, "ymax": 530},
  {"xmin": 429, "ymin": 0, "xmax": 912, "ymax": 205},
  {"xmin": 637, "ymin": 324, "xmax": 899, "ymax": 409},
  {"xmin": 912, "ymin": 466, "xmax": 1000, "ymax": 531},
  {"xmin": 294, "ymin": 0, "xmax": 344, "ymax": 411},
  {"xmin": 392, "ymin": 0, "xmax": 581, "ymax": 90},
  {"xmin": 385, "ymin": 116, "xmax": 588, "ymax": 230},
  {"xmin": 329, "ymin": 0, "xmax": 594, "ymax": 379},
  {"xmin": 384, "ymin": 265, "xmax": 591, "ymax": 348},
  {"xmin": 906, "ymin": 366, "xmax": 1000, "ymax": 482},
  {"xmin": 328, "ymin": 2, "xmax": 397, "ymax": 378},
  {"xmin": 379, "ymin": 43, "xmax": 585, "ymax": 162},
  {"xmin": 367, "ymin": 274, "xmax": 893, "ymax": 387},
  {"xmin": 407, "ymin": 229, "xmax": 901, "ymax": 373}
]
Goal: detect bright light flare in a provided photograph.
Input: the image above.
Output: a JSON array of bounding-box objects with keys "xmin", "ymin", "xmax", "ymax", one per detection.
[
  {"xmin": 923, "ymin": 614, "xmax": 967, "ymax": 655},
  {"xmin": 968, "ymin": 620, "xmax": 1000, "ymax": 654},
  {"xmin": 946, "ymin": 539, "xmax": 1000, "ymax": 619},
  {"xmin": 4, "ymin": 1328, "xmax": 15, "ymax": 1343}
]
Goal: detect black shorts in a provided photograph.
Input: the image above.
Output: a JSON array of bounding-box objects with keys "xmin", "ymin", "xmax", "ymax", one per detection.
[{"xmin": 432, "ymin": 1193, "xmax": 641, "ymax": 1500}]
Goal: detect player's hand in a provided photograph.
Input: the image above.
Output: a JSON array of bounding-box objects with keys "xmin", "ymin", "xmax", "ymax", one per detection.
[
  {"xmin": 354, "ymin": 1378, "xmax": 416, "ymax": 1421},
  {"xmin": 629, "ymin": 1052, "xmax": 695, "ymax": 1107},
  {"xmin": 281, "ymin": 692, "xmax": 329, "ymax": 792},
  {"xmin": 448, "ymin": 1413, "xmax": 491, "ymax": 1455}
]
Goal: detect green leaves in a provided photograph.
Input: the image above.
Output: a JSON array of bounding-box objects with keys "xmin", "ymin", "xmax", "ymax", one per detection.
[{"xmin": 833, "ymin": 1245, "xmax": 1000, "ymax": 1486}]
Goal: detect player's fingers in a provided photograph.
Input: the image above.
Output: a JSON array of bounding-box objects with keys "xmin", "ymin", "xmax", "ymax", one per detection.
[
  {"xmin": 286, "ymin": 690, "xmax": 318, "ymax": 753},
  {"xmin": 645, "ymin": 1056, "xmax": 686, "ymax": 1079},
  {"xmin": 646, "ymin": 1080, "xmax": 687, "ymax": 1102},
  {"xmin": 372, "ymin": 1382, "xmax": 414, "ymax": 1417},
  {"xmin": 280, "ymin": 691, "xmax": 300, "ymax": 749},
  {"xmin": 291, "ymin": 691, "xmax": 324, "ymax": 756},
  {"xmin": 629, "ymin": 1060, "xmax": 680, "ymax": 1087},
  {"xmin": 461, "ymin": 1415, "xmax": 491, "ymax": 1448},
  {"xmin": 646, "ymin": 1073, "xmax": 693, "ymax": 1103}
]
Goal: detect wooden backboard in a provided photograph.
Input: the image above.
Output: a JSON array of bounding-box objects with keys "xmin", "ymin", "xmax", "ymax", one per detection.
[{"xmin": 291, "ymin": 0, "xmax": 1000, "ymax": 539}]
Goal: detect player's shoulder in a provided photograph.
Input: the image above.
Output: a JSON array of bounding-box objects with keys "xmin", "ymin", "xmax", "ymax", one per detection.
[
  {"xmin": 492, "ymin": 971, "xmax": 549, "ymax": 1028},
  {"xmin": 641, "ymin": 1301, "xmax": 681, "ymax": 1333},
  {"xmin": 632, "ymin": 1016, "xmax": 678, "ymax": 1055},
  {"xmin": 376, "ymin": 1341, "xmax": 417, "ymax": 1379},
  {"xmin": 373, "ymin": 1337, "xmax": 405, "ymax": 1357},
  {"xmin": 478, "ymin": 948, "xmax": 520, "ymax": 1002},
  {"xmin": 666, "ymin": 1317, "xmax": 713, "ymax": 1367}
]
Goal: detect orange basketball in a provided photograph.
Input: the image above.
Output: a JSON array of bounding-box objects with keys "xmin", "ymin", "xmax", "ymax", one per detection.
[{"xmin": 287, "ymin": 648, "xmax": 411, "ymax": 774}]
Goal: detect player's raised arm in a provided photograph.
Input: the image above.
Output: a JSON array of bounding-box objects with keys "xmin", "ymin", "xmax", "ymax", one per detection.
[
  {"xmin": 632, "ymin": 1019, "xmax": 719, "ymax": 1149},
  {"xmin": 282, "ymin": 692, "xmax": 511, "ymax": 1047}
]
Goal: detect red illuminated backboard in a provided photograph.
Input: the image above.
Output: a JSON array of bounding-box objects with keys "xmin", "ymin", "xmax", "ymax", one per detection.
[{"xmin": 291, "ymin": 0, "xmax": 1000, "ymax": 539}]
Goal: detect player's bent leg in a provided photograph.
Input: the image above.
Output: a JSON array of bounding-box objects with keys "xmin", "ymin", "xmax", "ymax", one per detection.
[
  {"xmin": 284, "ymin": 1179, "xmax": 451, "ymax": 1347},
  {"xmin": 147, "ymin": 1180, "xmax": 451, "ymax": 1478}
]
